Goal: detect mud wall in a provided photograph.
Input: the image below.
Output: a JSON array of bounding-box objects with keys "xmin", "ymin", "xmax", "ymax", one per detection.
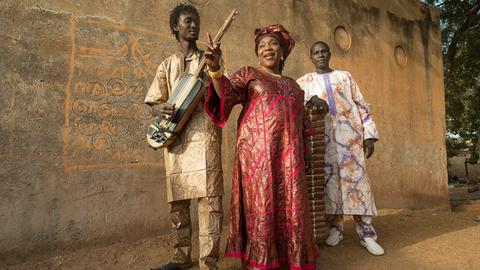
[
  {"xmin": 449, "ymin": 157, "xmax": 480, "ymax": 182},
  {"xmin": 0, "ymin": 0, "xmax": 448, "ymax": 257}
]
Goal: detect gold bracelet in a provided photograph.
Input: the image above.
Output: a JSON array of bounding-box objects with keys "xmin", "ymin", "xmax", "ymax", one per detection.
[{"xmin": 208, "ymin": 68, "xmax": 224, "ymax": 79}]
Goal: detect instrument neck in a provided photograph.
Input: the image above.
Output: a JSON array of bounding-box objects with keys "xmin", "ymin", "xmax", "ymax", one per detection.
[
  {"xmin": 193, "ymin": 58, "xmax": 207, "ymax": 79},
  {"xmin": 192, "ymin": 9, "xmax": 239, "ymax": 79}
]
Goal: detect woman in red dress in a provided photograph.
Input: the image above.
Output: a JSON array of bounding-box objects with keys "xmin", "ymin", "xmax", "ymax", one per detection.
[{"xmin": 204, "ymin": 24, "xmax": 318, "ymax": 270}]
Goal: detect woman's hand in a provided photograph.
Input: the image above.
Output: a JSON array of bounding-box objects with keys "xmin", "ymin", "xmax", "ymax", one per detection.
[
  {"xmin": 309, "ymin": 96, "xmax": 329, "ymax": 114},
  {"xmin": 205, "ymin": 32, "xmax": 222, "ymax": 71}
]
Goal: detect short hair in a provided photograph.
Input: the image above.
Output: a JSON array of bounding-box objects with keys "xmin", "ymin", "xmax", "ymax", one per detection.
[
  {"xmin": 169, "ymin": 3, "xmax": 200, "ymax": 41},
  {"xmin": 310, "ymin": 41, "xmax": 330, "ymax": 55}
]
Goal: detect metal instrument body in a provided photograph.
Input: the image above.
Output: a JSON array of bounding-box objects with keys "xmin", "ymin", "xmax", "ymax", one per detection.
[
  {"xmin": 147, "ymin": 75, "xmax": 204, "ymax": 148},
  {"xmin": 147, "ymin": 9, "xmax": 239, "ymax": 149}
]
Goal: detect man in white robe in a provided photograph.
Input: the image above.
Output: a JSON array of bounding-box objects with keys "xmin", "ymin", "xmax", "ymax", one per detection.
[{"xmin": 297, "ymin": 41, "xmax": 384, "ymax": 256}]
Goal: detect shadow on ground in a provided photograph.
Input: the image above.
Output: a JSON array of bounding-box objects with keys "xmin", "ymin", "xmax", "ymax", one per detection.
[{"xmin": 2, "ymin": 187, "xmax": 480, "ymax": 270}]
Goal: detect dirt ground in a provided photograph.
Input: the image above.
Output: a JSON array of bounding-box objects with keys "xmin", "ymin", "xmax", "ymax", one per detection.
[{"xmin": 2, "ymin": 186, "xmax": 480, "ymax": 270}]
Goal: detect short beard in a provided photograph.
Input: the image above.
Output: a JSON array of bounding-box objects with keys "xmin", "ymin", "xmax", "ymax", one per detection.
[{"xmin": 186, "ymin": 36, "xmax": 198, "ymax": 42}]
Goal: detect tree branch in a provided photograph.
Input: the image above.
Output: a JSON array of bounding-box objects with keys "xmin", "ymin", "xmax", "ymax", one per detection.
[{"xmin": 444, "ymin": 1, "xmax": 480, "ymax": 67}]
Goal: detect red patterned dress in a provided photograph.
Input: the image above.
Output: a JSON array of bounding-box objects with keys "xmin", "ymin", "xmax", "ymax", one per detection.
[{"xmin": 205, "ymin": 66, "xmax": 318, "ymax": 269}]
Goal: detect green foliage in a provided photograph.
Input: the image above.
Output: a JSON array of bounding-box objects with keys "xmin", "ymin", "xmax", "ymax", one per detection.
[{"xmin": 422, "ymin": 0, "xmax": 480, "ymax": 157}]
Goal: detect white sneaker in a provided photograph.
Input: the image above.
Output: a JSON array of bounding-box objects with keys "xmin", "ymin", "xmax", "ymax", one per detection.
[
  {"xmin": 325, "ymin": 230, "xmax": 343, "ymax": 246},
  {"xmin": 360, "ymin": 237, "xmax": 385, "ymax": 256}
]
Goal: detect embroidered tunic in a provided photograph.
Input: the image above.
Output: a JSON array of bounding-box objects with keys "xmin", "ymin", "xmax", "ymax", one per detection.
[
  {"xmin": 297, "ymin": 70, "xmax": 378, "ymax": 216},
  {"xmin": 145, "ymin": 51, "xmax": 223, "ymax": 202}
]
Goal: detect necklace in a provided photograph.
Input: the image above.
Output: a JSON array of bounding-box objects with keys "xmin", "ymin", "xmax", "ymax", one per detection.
[{"xmin": 259, "ymin": 66, "xmax": 282, "ymax": 77}]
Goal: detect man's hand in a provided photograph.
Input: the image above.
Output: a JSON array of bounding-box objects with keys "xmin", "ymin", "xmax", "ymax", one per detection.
[
  {"xmin": 309, "ymin": 96, "xmax": 329, "ymax": 114},
  {"xmin": 152, "ymin": 103, "xmax": 175, "ymax": 120},
  {"xmin": 363, "ymin": 138, "xmax": 376, "ymax": 159}
]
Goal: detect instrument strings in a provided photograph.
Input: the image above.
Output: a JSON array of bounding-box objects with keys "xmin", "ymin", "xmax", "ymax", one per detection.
[{"xmin": 159, "ymin": 9, "xmax": 239, "ymax": 129}]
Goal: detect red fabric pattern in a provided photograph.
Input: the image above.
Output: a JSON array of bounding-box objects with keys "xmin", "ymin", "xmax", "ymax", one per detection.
[{"xmin": 205, "ymin": 67, "xmax": 318, "ymax": 269}]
